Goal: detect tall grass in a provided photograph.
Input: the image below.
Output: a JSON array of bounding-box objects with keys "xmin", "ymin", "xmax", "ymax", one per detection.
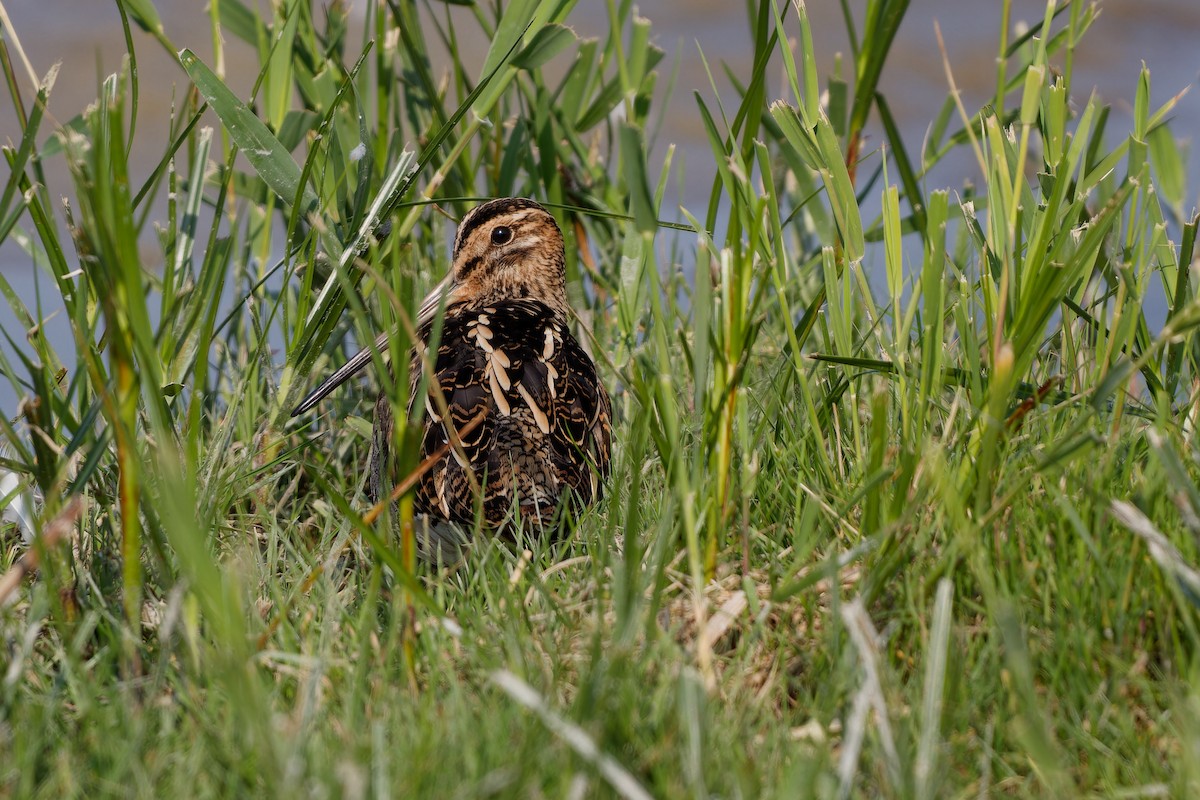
[{"xmin": 2, "ymin": 0, "xmax": 1199, "ymax": 795}]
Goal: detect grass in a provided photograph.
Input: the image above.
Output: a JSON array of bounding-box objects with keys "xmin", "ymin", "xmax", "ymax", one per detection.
[{"xmin": 2, "ymin": 0, "xmax": 1200, "ymax": 795}]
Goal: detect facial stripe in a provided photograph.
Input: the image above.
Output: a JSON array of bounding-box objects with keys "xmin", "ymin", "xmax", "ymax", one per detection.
[{"xmin": 457, "ymin": 254, "xmax": 484, "ymax": 281}]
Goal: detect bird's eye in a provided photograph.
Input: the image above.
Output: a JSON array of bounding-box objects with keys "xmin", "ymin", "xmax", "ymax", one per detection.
[{"xmin": 490, "ymin": 225, "xmax": 513, "ymax": 246}]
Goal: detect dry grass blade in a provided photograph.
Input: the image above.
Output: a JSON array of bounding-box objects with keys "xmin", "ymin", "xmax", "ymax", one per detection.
[
  {"xmin": 490, "ymin": 670, "xmax": 654, "ymax": 800},
  {"xmin": 838, "ymin": 599, "xmax": 901, "ymax": 797},
  {"xmin": 915, "ymin": 578, "xmax": 954, "ymax": 796},
  {"xmin": 0, "ymin": 495, "xmax": 82, "ymax": 607},
  {"xmin": 1111, "ymin": 500, "xmax": 1200, "ymax": 600},
  {"xmin": 698, "ymin": 589, "xmax": 747, "ymax": 653}
]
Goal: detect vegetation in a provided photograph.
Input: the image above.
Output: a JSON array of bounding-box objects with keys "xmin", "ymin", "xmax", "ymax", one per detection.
[{"xmin": 2, "ymin": 0, "xmax": 1199, "ymax": 795}]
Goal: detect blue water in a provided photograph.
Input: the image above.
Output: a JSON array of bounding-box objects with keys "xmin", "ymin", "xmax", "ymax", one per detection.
[{"xmin": 0, "ymin": 0, "xmax": 1196, "ymax": 415}]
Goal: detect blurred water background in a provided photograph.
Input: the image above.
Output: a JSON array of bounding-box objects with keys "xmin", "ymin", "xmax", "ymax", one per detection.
[{"xmin": 0, "ymin": 0, "xmax": 1196, "ymax": 411}]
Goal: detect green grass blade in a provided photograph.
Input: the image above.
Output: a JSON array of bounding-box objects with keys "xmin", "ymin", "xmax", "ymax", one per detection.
[{"xmin": 180, "ymin": 48, "xmax": 319, "ymax": 215}]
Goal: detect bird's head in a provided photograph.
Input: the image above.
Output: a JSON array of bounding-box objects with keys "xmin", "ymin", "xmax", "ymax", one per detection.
[
  {"xmin": 291, "ymin": 198, "xmax": 570, "ymax": 417},
  {"xmin": 420, "ymin": 198, "xmax": 568, "ymax": 325}
]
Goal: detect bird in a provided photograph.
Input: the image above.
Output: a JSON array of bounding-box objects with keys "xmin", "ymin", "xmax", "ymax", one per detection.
[{"xmin": 292, "ymin": 198, "xmax": 612, "ymax": 561}]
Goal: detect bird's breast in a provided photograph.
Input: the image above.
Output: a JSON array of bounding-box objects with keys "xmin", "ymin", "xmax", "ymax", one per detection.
[{"xmin": 407, "ymin": 300, "xmax": 608, "ymax": 528}]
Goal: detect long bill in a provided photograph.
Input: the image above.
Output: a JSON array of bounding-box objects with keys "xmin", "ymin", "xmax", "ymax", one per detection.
[
  {"xmin": 290, "ymin": 330, "xmax": 389, "ymax": 417},
  {"xmin": 290, "ymin": 275, "xmax": 455, "ymax": 417}
]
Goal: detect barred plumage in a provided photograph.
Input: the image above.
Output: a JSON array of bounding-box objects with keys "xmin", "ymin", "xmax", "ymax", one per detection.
[{"xmin": 293, "ymin": 198, "xmax": 612, "ymax": 560}]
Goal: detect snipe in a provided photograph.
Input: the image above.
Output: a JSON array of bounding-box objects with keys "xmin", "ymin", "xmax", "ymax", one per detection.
[{"xmin": 293, "ymin": 198, "xmax": 612, "ymax": 559}]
